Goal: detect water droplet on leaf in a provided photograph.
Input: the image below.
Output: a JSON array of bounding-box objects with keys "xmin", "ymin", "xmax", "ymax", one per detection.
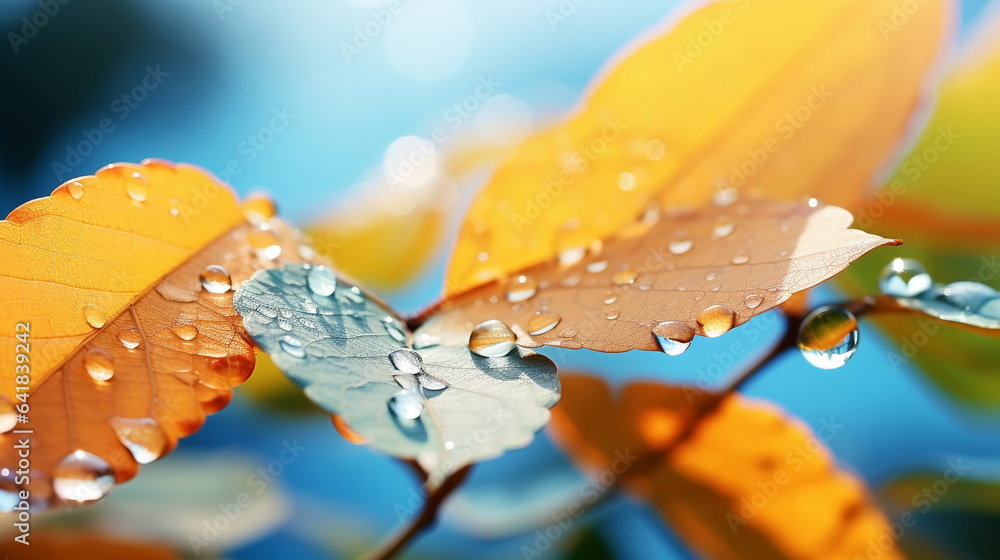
[
  {"xmin": 84, "ymin": 349, "xmax": 115, "ymax": 381},
  {"xmin": 389, "ymin": 390, "xmax": 423, "ymax": 420},
  {"xmin": 109, "ymin": 417, "xmax": 167, "ymax": 464},
  {"xmin": 84, "ymin": 303, "xmax": 107, "ymax": 329},
  {"xmin": 730, "ymin": 252, "xmax": 750, "ymax": 265},
  {"xmin": 697, "ymin": 305, "xmax": 736, "ymax": 338},
  {"xmin": 118, "ymin": 329, "xmax": 142, "ymax": 350},
  {"xmin": 307, "ymin": 266, "xmax": 337, "ymax": 296},
  {"xmin": 653, "ymin": 321, "xmax": 694, "ymax": 356},
  {"xmin": 469, "ymin": 320, "xmax": 517, "ymax": 357},
  {"xmin": 505, "ymin": 275, "xmax": 537, "ymax": 302},
  {"xmin": 280, "ymin": 336, "xmax": 306, "ymax": 358},
  {"xmin": 611, "ymin": 269, "xmax": 637, "ymax": 286},
  {"xmin": 798, "ymin": 306, "xmax": 859, "ymax": 370},
  {"xmin": 53, "ymin": 450, "xmax": 115, "ymax": 504},
  {"xmin": 879, "ymin": 258, "xmax": 932, "ymax": 298},
  {"xmin": 200, "ymin": 265, "xmax": 232, "ymax": 294},
  {"xmin": 389, "ymin": 349, "xmax": 423, "ymax": 375},
  {"xmin": 527, "ymin": 311, "xmax": 561, "ymax": 335}
]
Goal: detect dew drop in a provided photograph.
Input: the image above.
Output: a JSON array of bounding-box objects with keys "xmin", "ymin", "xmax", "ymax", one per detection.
[
  {"xmin": 713, "ymin": 218, "xmax": 735, "ymax": 238},
  {"xmin": 797, "ymin": 306, "xmax": 859, "ymax": 370},
  {"xmin": 730, "ymin": 252, "xmax": 750, "ymax": 265},
  {"xmin": 879, "ymin": 258, "xmax": 932, "ymax": 298},
  {"xmin": 603, "ymin": 292, "xmax": 619, "ymax": 305},
  {"xmin": 605, "ymin": 308, "xmax": 621, "ymax": 320},
  {"xmin": 280, "ymin": 336, "xmax": 306, "ymax": 358},
  {"xmin": 469, "ymin": 320, "xmax": 517, "ymax": 357},
  {"xmin": 669, "ymin": 235, "xmax": 693, "ymax": 255},
  {"xmin": 444, "ymin": 440, "xmax": 456, "ymax": 451},
  {"xmin": 744, "ymin": 294, "xmax": 764, "ymax": 309},
  {"xmin": 527, "ymin": 311, "xmax": 561, "ymax": 335},
  {"xmin": 505, "ymin": 275, "xmax": 538, "ymax": 303},
  {"xmin": 118, "ymin": 329, "xmax": 142, "ymax": 350},
  {"xmin": 0, "ymin": 396, "xmax": 17, "ymax": 433},
  {"xmin": 249, "ymin": 227, "xmax": 282, "ymax": 261},
  {"xmin": 713, "ymin": 187, "xmax": 738, "ymax": 207},
  {"xmin": 242, "ymin": 193, "xmax": 278, "ymax": 225},
  {"xmin": 389, "ymin": 349, "xmax": 423, "ymax": 375},
  {"xmin": 618, "ymin": 172, "xmax": 636, "ymax": 191},
  {"xmin": 562, "ymin": 275, "xmax": 580, "ymax": 288},
  {"xmin": 418, "ymin": 374, "xmax": 449, "ymax": 391},
  {"xmin": 940, "ymin": 281, "xmax": 998, "ymax": 312},
  {"xmin": 307, "ymin": 266, "xmax": 337, "ymax": 296},
  {"xmin": 200, "ymin": 265, "xmax": 232, "ymax": 294},
  {"xmin": 385, "ymin": 318, "xmax": 408, "ymax": 343},
  {"xmin": 558, "ymin": 327, "xmax": 578, "ymax": 338},
  {"xmin": 126, "ymin": 173, "xmax": 148, "ymax": 202},
  {"xmin": 53, "ymin": 450, "xmax": 115, "ymax": 504},
  {"xmin": 109, "ymin": 417, "xmax": 167, "ymax": 464},
  {"xmin": 558, "ymin": 247, "xmax": 586, "ymax": 267},
  {"xmin": 586, "ymin": 260, "xmax": 609, "ymax": 274},
  {"xmin": 172, "ymin": 324, "xmax": 199, "ymax": 341},
  {"xmin": 388, "ymin": 389, "xmax": 423, "ymax": 420},
  {"xmin": 645, "ymin": 139, "xmax": 665, "ymax": 161},
  {"xmin": 652, "ymin": 321, "xmax": 695, "ymax": 356},
  {"xmin": 68, "ymin": 181, "xmax": 85, "ymax": 200},
  {"xmin": 612, "ymin": 268, "xmax": 637, "ymax": 286},
  {"xmin": 84, "ymin": 349, "xmax": 115, "ymax": 381},
  {"xmin": 342, "ymin": 285, "xmax": 366, "ymax": 304},
  {"xmin": 84, "ymin": 303, "xmax": 107, "ymax": 329},
  {"xmin": 697, "ymin": 305, "xmax": 736, "ymax": 338}
]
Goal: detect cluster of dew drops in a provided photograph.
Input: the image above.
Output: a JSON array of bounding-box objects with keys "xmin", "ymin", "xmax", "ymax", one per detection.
[{"xmin": 0, "ymin": 183, "xmax": 306, "ymax": 510}]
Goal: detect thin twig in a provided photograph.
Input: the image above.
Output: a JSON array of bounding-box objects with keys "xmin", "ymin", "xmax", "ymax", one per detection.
[{"xmin": 363, "ymin": 465, "xmax": 472, "ymax": 560}]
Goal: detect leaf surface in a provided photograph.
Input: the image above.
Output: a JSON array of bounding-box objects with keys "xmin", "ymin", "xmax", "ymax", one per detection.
[
  {"xmin": 446, "ymin": 0, "xmax": 950, "ymax": 293},
  {"xmin": 0, "ymin": 160, "xmax": 309, "ymax": 507},
  {"xmin": 550, "ymin": 374, "xmax": 903, "ymax": 560},
  {"xmin": 233, "ymin": 264, "xmax": 559, "ymax": 485},
  {"xmin": 421, "ymin": 200, "xmax": 897, "ymax": 353}
]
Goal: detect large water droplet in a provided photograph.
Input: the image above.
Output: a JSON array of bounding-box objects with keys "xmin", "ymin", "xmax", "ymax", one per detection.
[
  {"xmin": 697, "ymin": 305, "xmax": 736, "ymax": 338},
  {"xmin": 307, "ymin": 266, "xmax": 337, "ymax": 296},
  {"xmin": 730, "ymin": 252, "xmax": 750, "ymax": 265},
  {"xmin": 469, "ymin": 320, "xmax": 517, "ymax": 357},
  {"xmin": 249, "ymin": 227, "xmax": 282, "ymax": 261},
  {"xmin": 200, "ymin": 265, "xmax": 232, "ymax": 294},
  {"xmin": 53, "ymin": 450, "xmax": 115, "ymax": 504},
  {"xmin": 389, "ymin": 349, "xmax": 423, "ymax": 375},
  {"xmin": 280, "ymin": 336, "xmax": 306, "ymax": 358},
  {"xmin": 798, "ymin": 306, "xmax": 859, "ymax": 370},
  {"xmin": 84, "ymin": 303, "xmax": 107, "ymax": 329},
  {"xmin": 0, "ymin": 396, "xmax": 17, "ymax": 433},
  {"xmin": 118, "ymin": 329, "xmax": 142, "ymax": 350},
  {"xmin": 243, "ymin": 193, "xmax": 278, "ymax": 225},
  {"xmin": 389, "ymin": 390, "xmax": 424, "ymax": 420},
  {"xmin": 84, "ymin": 349, "xmax": 115, "ymax": 381},
  {"xmin": 505, "ymin": 275, "xmax": 537, "ymax": 303},
  {"xmin": 879, "ymin": 258, "xmax": 932, "ymax": 298},
  {"xmin": 527, "ymin": 311, "xmax": 561, "ymax": 335},
  {"xmin": 109, "ymin": 417, "xmax": 167, "ymax": 464},
  {"xmin": 652, "ymin": 321, "xmax": 695, "ymax": 356}
]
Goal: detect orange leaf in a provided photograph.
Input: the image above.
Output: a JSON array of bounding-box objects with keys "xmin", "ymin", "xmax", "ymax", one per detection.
[
  {"xmin": 0, "ymin": 160, "xmax": 312, "ymax": 508},
  {"xmin": 550, "ymin": 375, "xmax": 903, "ymax": 560},
  {"xmin": 0, "ymin": 533, "xmax": 179, "ymax": 560},
  {"xmin": 417, "ymin": 200, "xmax": 897, "ymax": 353},
  {"xmin": 446, "ymin": 0, "xmax": 950, "ymax": 294}
]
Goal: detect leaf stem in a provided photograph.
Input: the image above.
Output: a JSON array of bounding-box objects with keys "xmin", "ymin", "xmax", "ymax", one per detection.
[{"xmin": 363, "ymin": 465, "xmax": 472, "ymax": 560}]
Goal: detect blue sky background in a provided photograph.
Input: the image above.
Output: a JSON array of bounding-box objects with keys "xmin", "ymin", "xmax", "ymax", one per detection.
[{"xmin": 1, "ymin": 1, "xmax": 998, "ymax": 558}]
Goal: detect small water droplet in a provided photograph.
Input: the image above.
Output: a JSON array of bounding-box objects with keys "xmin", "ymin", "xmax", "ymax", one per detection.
[
  {"xmin": 469, "ymin": 320, "xmax": 517, "ymax": 357},
  {"xmin": 806, "ymin": 197, "xmax": 820, "ymax": 208},
  {"xmin": 84, "ymin": 303, "xmax": 107, "ymax": 329},
  {"xmin": 561, "ymin": 275, "xmax": 580, "ymax": 287},
  {"xmin": 280, "ymin": 336, "xmax": 306, "ymax": 358},
  {"xmin": 586, "ymin": 260, "xmax": 609, "ymax": 273},
  {"xmin": 172, "ymin": 324, "xmax": 198, "ymax": 341},
  {"xmin": 603, "ymin": 292, "xmax": 619, "ymax": 305},
  {"xmin": 798, "ymin": 306, "xmax": 859, "ymax": 370},
  {"xmin": 0, "ymin": 397, "xmax": 17, "ymax": 433},
  {"xmin": 879, "ymin": 258, "xmax": 932, "ymax": 298},
  {"xmin": 126, "ymin": 173, "xmax": 148, "ymax": 202},
  {"xmin": 200, "ymin": 265, "xmax": 232, "ymax": 294},
  {"xmin": 705, "ymin": 272, "xmax": 717, "ymax": 282},
  {"xmin": 389, "ymin": 349, "xmax": 423, "ymax": 375},
  {"xmin": 389, "ymin": 389, "xmax": 423, "ymax": 420},
  {"xmin": 307, "ymin": 266, "xmax": 337, "ymax": 296},
  {"xmin": 697, "ymin": 305, "xmax": 736, "ymax": 338},
  {"xmin": 713, "ymin": 187, "xmax": 738, "ymax": 206},
  {"xmin": 645, "ymin": 139, "xmax": 665, "ymax": 161},
  {"xmin": 109, "ymin": 417, "xmax": 167, "ymax": 464},
  {"xmin": 669, "ymin": 235, "xmax": 693, "ymax": 255},
  {"xmin": 652, "ymin": 321, "xmax": 695, "ymax": 356},
  {"xmin": 618, "ymin": 172, "xmax": 636, "ymax": 191},
  {"xmin": 558, "ymin": 247, "xmax": 586, "ymax": 267},
  {"xmin": 730, "ymin": 252, "xmax": 750, "ymax": 265},
  {"xmin": 611, "ymin": 268, "xmax": 638, "ymax": 286},
  {"xmin": 444, "ymin": 440, "xmax": 456, "ymax": 451},
  {"xmin": 298, "ymin": 244, "xmax": 317, "ymax": 260},
  {"xmin": 744, "ymin": 294, "xmax": 764, "ymax": 309},
  {"xmin": 505, "ymin": 275, "xmax": 538, "ymax": 302},
  {"xmin": 68, "ymin": 181, "xmax": 85, "ymax": 200},
  {"xmin": 340, "ymin": 285, "xmax": 366, "ymax": 304},
  {"xmin": 528, "ymin": 311, "xmax": 561, "ymax": 335},
  {"xmin": 605, "ymin": 308, "xmax": 621, "ymax": 320},
  {"xmin": 385, "ymin": 319, "xmax": 408, "ymax": 343},
  {"xmin": 418, "ymin": 374, "xmax": 449, "ymax": 391},
  {"xmin": 118, "ymin": 329, "xmax": 142, "ymax": 350},
  {"xmin": 243, "ymin": 193, "xmax": 278, "ymax": 225},
  {"xmin": 249, "ymin": 227, "xmax": 282, "ymax": 261},
  {"xmin": 53, "ymin": 450, "xmax": 115, "ymax": 504},
  {"xmin": 84, "ymin": 349, "xmax": 115, "ymax": 381},
  {"xmin": 558, "ymin": 327, "xmax": 578, "ymax": 338},
  {"xmin": 712, "ymin": 218, "xmax": 735, "ymax": 238}
]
